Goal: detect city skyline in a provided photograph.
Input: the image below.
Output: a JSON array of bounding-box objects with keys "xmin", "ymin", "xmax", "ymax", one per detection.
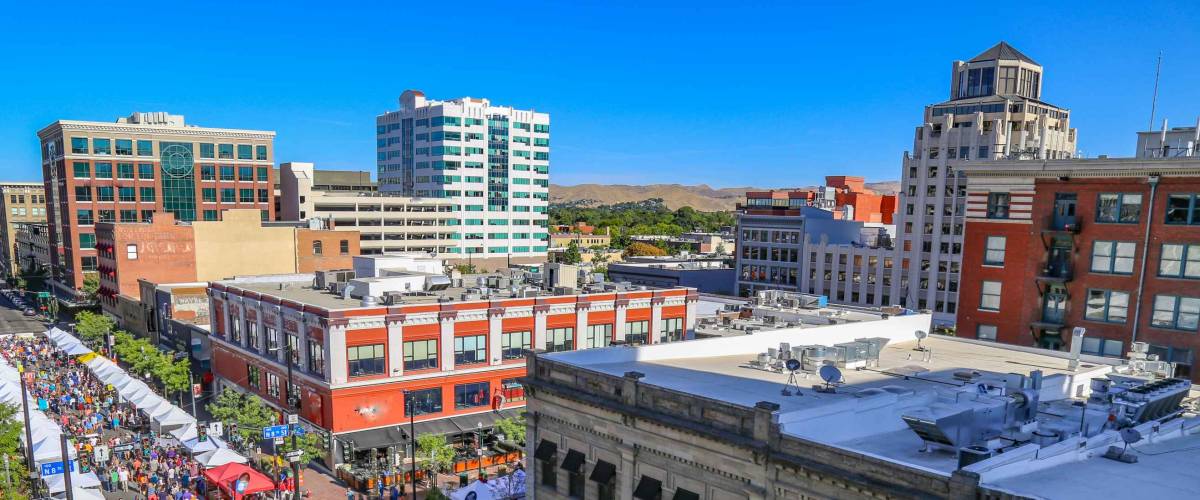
[{"xmin": 2, "ymin": 2, "xmax": 1199, "ymax": 188}]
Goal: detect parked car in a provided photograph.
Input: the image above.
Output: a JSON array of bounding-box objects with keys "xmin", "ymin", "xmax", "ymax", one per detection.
[{"xmin": 23, "ymin": 308, "xmax": 36, "ymax": 316}]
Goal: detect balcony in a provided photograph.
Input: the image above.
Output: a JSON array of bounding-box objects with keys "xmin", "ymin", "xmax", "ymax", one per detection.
[
  {"xmin": 1036, "ymin": 263, "xmax": 1073, "ymax": 284},
  {"xmin": 1042, "ymin": 215, "xmax": 1081, "ymax": 234}
]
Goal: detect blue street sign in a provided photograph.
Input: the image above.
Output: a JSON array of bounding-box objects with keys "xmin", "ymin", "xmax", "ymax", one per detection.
[
  {"xmin": 40, "ymin": 460, "xmax": 76, "ymax": 476},
  {"xmin": 290, "ymin": 424, "xmax": 307, "ymax": 436},
  {"xmin": 262, "ymin": 425, "xmax": 290, "ymax": 439}
]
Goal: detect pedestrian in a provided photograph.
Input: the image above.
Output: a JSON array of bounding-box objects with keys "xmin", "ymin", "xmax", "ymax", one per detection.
[{"xmin": 346, "ymin": 487, "xmax": 355, "ymax": 500}]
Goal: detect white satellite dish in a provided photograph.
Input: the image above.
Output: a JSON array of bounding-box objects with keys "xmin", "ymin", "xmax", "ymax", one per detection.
[
  {"xmin": 914, "ymin": 330, "xmax": 929, "ymax": 351},
  {"xmin": 819, "ymin": 364, "xmax": 842, "ymax": 385},
  {"xmin": 1120, "ymin": 427, "xmax": 1142, "ymax": 445}
]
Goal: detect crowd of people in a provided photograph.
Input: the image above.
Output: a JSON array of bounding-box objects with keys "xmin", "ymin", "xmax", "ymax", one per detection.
[{"xmin": 1, "ymin": 334, "xmax": 218, "ymax": 500}]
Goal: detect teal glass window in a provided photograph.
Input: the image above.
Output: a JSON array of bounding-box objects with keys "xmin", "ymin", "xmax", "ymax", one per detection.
[
  {"xmin": 220, "ymin": 166, "xmax": 235, "ymax": 180},
  {"xmin": 488, "ymin": 246, "xmax": 508, "ymax": 253},
  {"xmin": 534, "ymin": 138, "xmax": 549, "ymax": 147},
  {"xmin": 117, "ymin": 163, "xmax": 135, "ymax": 179},
  {"xmin": 256, "ymin": 167, "xmax": 268, "ymax": 181},
  {"xmin": 221, "ymin": 188, "xmax": 235, "ymax": 202},
  {"xmin": 512, "ymin": 178, "xmax": 530, "ymax": 185},
  {"xmin": 141, "ymin": 210, "xmax": 154, "ymax": 222},
  {"xmin": 465, "ymin": 205, "xmax": 484, "ymax": 212},
  {"xmin": 512, "ymin": 164, "xmax": 530, "ymax": 171},
  {"xmin": 115, "ymin": 139, "xmax": 133, "ymax": 155},
  {"xmin": 97, "ymin": 187, "xmax": 114, "ymax": 201},
  {"xmin": 76, "ymin": 210, "xmax": 94, "ymax": 225},
  {"xmin": 237, "ymin": 145, "xmax": 253, "ymax": 160},
  {"xmin": 260, "ymin": 210, "xmax": 269, "ymax": 221},
  {"xmin": 218, "ymin": 144, "xmax": 234, "ymax": 159},
  {"xmin": 238, "ymin": 166, "xmax": 253, "ymax": 180},
  {"xmin": 488, "ymin": 233, "xmax": 509, "ymax": 239},
  {"xmin": 511, "ymin": 246, "xmax": 529, "ymax": 253},
  {"xmin": 98, "ymin": 210, "xmax": 115, "ymax": 222},
  {"xmin": 534, "ymin": 124, "xmax": 549, "ymax": 133},
  {"xmin": 140, "ymin": 187, "xmax": 156, "ymax": 202},
  {"xmin": 120, "ymin": 209, "xmax": 138, "ymax": 222},
  {"xmin": 203, "ymin": 210, "xmax": 218, "ymax": 221},
  {"xmin": 202, "ymin": 188, "xmax": 217, "ymax": 202},
  {"xmin": 79, "ymin": 233, "xmax": 96, "ymax": 249},
  {"xmin": 159, "ymin": 141, "xmax": 196, "ymax": 221},
  {"xmin": 73, "ymin": 162, "xmax": 90, "ymax": 178},
  {"xmin": 118, "ymin": 187, "xmax": 136, "ymax": 202},
  {"xmin": 201, "ymin": 165, "xmax": 215, "ymax": 180},
  {"xmin": 70, "ymin": 137, "xmax": 89, "ymax": 154},
  {"xmin": 239, "ymin": 189, "xmax": 253, "ymax": 202},
  {"xmin": 74, "ymin": 186, "xmax": 91, "ymax": 201},
  {"xmin": 534, "ymin": 152, "xmax": 549, "ymax": 161},
  {"xmin": 137, "ymin": 163, "xmax": 155, "ymax": 179},
  {"xmin": 257, "ymin": 189, "xmax": 268, "ymax": 202},
  {"xmin": 199, "ymin": 143, "xmax": 215, "ymax": 159},
  {"xmin": 92, "ymin": 138, "xmax": 111, "ymax": 155},
  {"xmin": 95, "ymin": 163, "xmax": 113, "ymax": 179},
  {"xmin": 255, "ymin": 145, "xmax": 267, "ymax": 160},
  {"xmin": 136, "ymin": 140, "xmax": 153, "ymax": 156}
]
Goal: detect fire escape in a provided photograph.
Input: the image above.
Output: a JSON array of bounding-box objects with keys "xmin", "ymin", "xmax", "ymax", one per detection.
[{"xmin": 1032, "ymin": 193, "xmax": 1080, "ymax": 350}]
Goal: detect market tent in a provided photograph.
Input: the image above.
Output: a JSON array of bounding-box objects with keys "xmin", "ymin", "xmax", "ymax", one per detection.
[
  {"xmin": 450, "ymin": 480, "xmax": 497, "ymax": 500},
  {"xmin": 88, "ymin": 359, "xmax": 123, "ymax": 382},
  {"xmin": 171, "ymin": 423, "xmax": 199, "ymax": 442},
  {"xmin": 61, "ymin": 342, "xmax": 93, "ymax": 356},
  {"xmin": 197, "ymin": 447, "xmax": 249, "ymax": 468},
  {"xmin": 117, "ymin": 380, "xmax": 154, "ymax": 402},
  {"xmin": 0, "ymin": 382, "xmax": 20, "ymax": 405},
  {"xmin": 51, "ymin": 487, "xmax": 105, "ymax": 500},
  {"xmin": 153, "ymin": 406, "xmax": 196, "ymax": 429},
  {"xmin": 204, "ymin": 462, "xmax": 274, "ymax": 497},
  {"xmin": 110, "ymin": 374, "xmax": 139, "ymax": 392},
  {"xmin": 44, "ymin": 471, "xmax": 101, "ymax": 492},
  {"xmin": 183, "ymin": 434, "xmax": 228, "ymax": 454},
  {"xmin": 32, "ymin": 434, "xmax": 77, "ymax": 464}
]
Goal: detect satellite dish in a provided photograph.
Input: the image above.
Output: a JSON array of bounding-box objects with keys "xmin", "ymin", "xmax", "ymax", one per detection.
[
  {"xmin": 785, "ymin": 358, "xmax": 801, "ymax": 372},
  {"xmin": 1120, "ymin": 428, "xmax": 1142, "ymax": 445},
  {"xmin": 915, "ymin": 330, "xmax": 928, "ymax": 339},
  {"xmin": 819, "ymin": 364, "xmax": 842, "ymax": 385}
]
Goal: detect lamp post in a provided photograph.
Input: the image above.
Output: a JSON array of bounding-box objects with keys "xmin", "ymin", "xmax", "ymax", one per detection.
[
  {"xmin": 404, "ymin": 390, "xmax": 416, "ymax": 500},
  {"xmin": 476, "ymin": 422, "xmax": 483, "ymax": 479},
  {"xmin": 60, "ymin": 433, "xmax": 74, "ymax": 500},
  {"xmin": 285, "ymin": 341, "xmax": 301, "ymax": 498}
]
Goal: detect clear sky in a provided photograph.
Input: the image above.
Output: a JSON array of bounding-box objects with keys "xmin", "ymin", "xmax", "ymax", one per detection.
[{"xmin": 2, "ymin": 1, "xmax": 1198, "ymax": 188}]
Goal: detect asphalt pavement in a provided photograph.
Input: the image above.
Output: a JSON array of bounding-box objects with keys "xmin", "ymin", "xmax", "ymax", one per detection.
[{"xmin": 0, "ymin": 288, "xmax": 49, "ymax": 334}]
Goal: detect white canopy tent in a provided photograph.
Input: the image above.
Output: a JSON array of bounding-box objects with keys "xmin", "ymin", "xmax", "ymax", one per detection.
[
  {"xmin": 51, "ymin": 487, "xmax": 105, "ymax": 500},
  {"xmin": 196, "ymin": 447, "xmax": 248, "ymax": 468},
  {"xmin": 153, "ymin": 406, "xmax": 196, "ymax": 429},
  {"xmin": 182, "ymin": 434, "xmax": 228, "ymax": 454},
  {"xmin": 32, "ymin": 434, "xmax": 77, "ymax": 464},
  {"xmin": 61, "ymin": 342, "xmax": 94, "ymax": 356},
  {"xmin": 450, "ymin": 480, "xmax": 498, "ymax": 500},
  {"xmin": 43, "ymin": 471, "xmax": 101, "ymax": 492},
  {"xmin": 171, "ymin": 423, "xmax": 199, "ymax": 442}
]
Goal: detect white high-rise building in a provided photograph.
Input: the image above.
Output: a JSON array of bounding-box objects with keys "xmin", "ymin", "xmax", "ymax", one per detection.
[
  {"xmin": 376, "ymin": 90, "xmax": 550, "ymax": 269},
  {"xmin": 894, "ymin": 42, "xmax": 1077, "ymax": 327}
]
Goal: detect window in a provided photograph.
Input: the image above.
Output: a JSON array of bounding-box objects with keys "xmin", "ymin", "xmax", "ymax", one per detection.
[
  {"xmin": 1165, "ymin": 194, "xmax": 1200, "ymax": 225},
  {"xmin": 1159, "ymin": 243, "xmax": 1200, "ymax": 279},
  {"xmin": 980, "ymin": 281, "xmax": 1002, "ymax": 311},
  {"xmin": 136, "ymin": 140, "xmax": 153, "ymax": 156},
  {"xmin": 236, "ymin": 144, "xmax": 253, "ymax": 160},
  {"xmin": 1147, "ymin": 345, "xmax": 1194, "ymax": 378},
  {"xmin": 404, "ymin": 388, "xmax": 442, "ymax": 416},
  {"xmin": 92, "ymin": 138, "xmax": 111, "ymax": 155},
  {"xmin": 584, "ymin": 324, "xmax": 612, "ymax": 348},
  {"xmin": 199, "ymin": 143, "xmax": 215, "ymax": 159},
  {"xmin": 403, "ymin": 339, "xmax": 438, "ymax": 370},
  {"xmin": 627, "ymin": 321, "xmax": 650, "ymax": 344},
  {"xmin": 247, "ymin": 364, "xmax": 261, "ymax": 389},
  {"xmin": 95, "ymin": 162, "xmax": 113, "ymax": 179},
  {"xmin": 265, "ymin": 326, "xmax": 281, "ymax": 355},
  {"xmin": 307, "ymin": 339, "xmax": 325, "ymax": 375},
  {"xmin": 229, "ymin": 318, "xmax": 241, "ymax": 343},
  {"xmin": 126, "ymin": 244, "xmax": 138, "ymax": 260},
  {"xmin": 76, "ymin": 210, "xmax": 94, "ymax": 225},
  {"xmin": 220, "ymin": 165, "xmax": 235, "ymax": 181},
  {"xmin": 546, "ymin": 327, "xmax": 574, "ymax": 352},
  {"xmin": 500, "ymin": 331, "xmax": 530, "ymax": 359},
  {"xmin": 75, "ymin": 186, "xmax": 92, "ymax": 202},
  {"xmin": 1096, "ymin": 193, "xmax": 1142, "ymax": 223},
  {"xmin": 246, "ymin": 320, "xmax": 260, "ymax": 351},
  {"xmin": 256, "ymin": 166, "xmax": 269, "ymax": 181},
  {"xmin": 239, "ymin": 189, "xmax": 253, "ymax": 203},
  {"xmin": 339, "ymin": 240, "xmax": 349, "ymax": 255},
  {"xmin": 1085, "ymin": 289, "xmax": 1129, "ymax": 323},
  {"xmin": 203, "ymin": 210, "xmax": 217, "ymax": 221},
  {"xmin": 97, "ymin": 187, "xmax": 114, "ymax": 202},
  {"xmin": 659, "ymin": 317, "xmax": 683, "ymax": 343},
  {"xmin": 221, "ymin": 188, "xmax": 235, "ymax": 202},
  {"xmin": 984, "ymin": 236, "xmax": 1005, "ymax": 266},
  {"xmin": 986, "ymin": 193, "xmax": 1010, "ymax": 219},
  {"xmin": 116, "ymin": 163, "xmax": 134, "ymax": 179},
  {"xmin": 137, "ymin": 163, "xmax": 154, "ymax": 179},
  {"xmin": 454, "ymin": 381, "xmax": 489, "ymax": 409},
  {"xmin": 1151, "ymin": 295, "xmax": 1200, "ymax": 331},
  {"xmin": 255, "ymin": 145, "xmax": 268, "ymax": 161},
  {"xmin": 347, "ymin": 344, "xmax": 386, "ymax": 376},
  {"xmin": 454, "ymin": 335, "xmax": 487, "ymax": 365},
  {"xmin": 73, "ymin": 162, "xmax": 90, "ymax": 178},
  {"xmin": 202, "ymin": 188, "xmax": 217, "ymax": 202},
  {"xmin": 1091, "ymin": 241, "xmax": 1136, "ymax": 274},
  {"xmin": 1081, "ymin": 338, "xmax": 1125, "ymax": 358},
  {"xmin": 312, "ymin": 241, "xmax": 322, "ymax": 255},
  {"xmin": 201, "ymin": 165, "xmax": 215, "ymax": 180},
  {"xmin": 238, "ymin": 166, "xmax": 254, "ymax": 180},
  {"xmin": 115, "ymin": 139, "xmax": 133, "ymax": 155},
  {"xmin": 70, "ymin": 137, "xmax": 89, "ymax": 154},
  {"xmin": 265, "ymin": 372, "xmax": 281, "ymax": 398},
  {"xmin": 118, "ymin": 187, "xmax": 136, "ymax": 202},
  {"xmin": 976, "ymin": 325, "xmax": 997, "ymax": 341}
]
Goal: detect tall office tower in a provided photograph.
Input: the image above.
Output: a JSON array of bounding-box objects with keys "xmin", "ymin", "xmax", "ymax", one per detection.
[
  {"xmin": 893, "ymin": 42, "xmax": 1077, "ymax": 327},
  {"xmin": 37, "ymin": 112, "xmax": 275, "ymax": 304},
  {"xmin": 376, "ymin": 90, "xmax": 550, "ymax": 270}
]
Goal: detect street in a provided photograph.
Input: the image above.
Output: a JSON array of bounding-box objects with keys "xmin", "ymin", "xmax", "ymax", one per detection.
[{"xmin": 0, "ymin": 289, "xmax": 49, "ymax": 335}]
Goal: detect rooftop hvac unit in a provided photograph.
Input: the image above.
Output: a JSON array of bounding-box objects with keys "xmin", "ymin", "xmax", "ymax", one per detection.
[
  {"xmin": 832, "ymin": 341, "xmax": 871, "ymax": 368},
  {"xmin": 424, "ymin": 275, "xmax": 451, "ymax": 291},
  {"xmin": 801, "ymin": 346, "xmax": 827, "ymax": 372},
  {"xmin": 957, "ymin": 445, "xmax": 994, "ymax": 469},
  {"xmin": 855, "ymin": 337, "xmax": 891, "ymax": 364},
  {"xmin": 1112, "ymin": 378, "xmax": 1190, "ymax": 424}
]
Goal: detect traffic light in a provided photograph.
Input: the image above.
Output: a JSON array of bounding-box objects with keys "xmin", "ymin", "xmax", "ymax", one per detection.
[
  {"xmin": 340, "ymin": 440, "xmax": 353, "ymax": 464},
  {"xmin": 198, "ymin": 422, "xmax": 208, "ymax": 442},
  {"xmin": 228, "ymin": 422, "xmax": 238, "ymax": 441}
]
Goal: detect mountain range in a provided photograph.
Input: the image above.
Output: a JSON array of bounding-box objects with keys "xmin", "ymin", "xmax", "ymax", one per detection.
[{"xmin": 550, "ymin": 182, "xmax": 901, "ymax": 212}]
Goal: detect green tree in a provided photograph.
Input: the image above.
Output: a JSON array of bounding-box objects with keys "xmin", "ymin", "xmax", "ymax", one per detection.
[
  {"xmin": 0, "ymin": 403, "xmax": 32, "ymax": 499},
  {"xmin": 74, "ymin": 311, "xmax": 115, "ymax": 347},
  {"xmin": 623, "ymin": 242, "xmax": 667, "ymax": 258},
  {"xmin": 415, "ymin": 433, "xmax": 456, "ymax": 473},
  {"xmin": 207, "ymin": 389, "xmax": 280, "ymax": 447},
  {"xmin": 492, "ymin": 416, "xmax": 526, "ymax": 444},
  {"xmin": 562, "ymin": 240, "xmax": 583, "ymax": 265},
  {"xmin": 277, "ymin": 430, "xmax": 325, "ymax": 465},
  {"xmin": 158, "ymin": 356, "xmax": 191, "ymax": 404},
  {"xmin": 80, "ymin": 272, "xmax": 100, "ymax": 300}
]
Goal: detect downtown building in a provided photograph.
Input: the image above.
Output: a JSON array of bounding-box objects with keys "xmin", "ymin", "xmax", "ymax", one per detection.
[
  {"xmin": 893, "ymin": 42, "xmax": 1077, "ymax": 327},
  {"xmin": 0, "ymin": 182, "xmax": 47, "ymax": 280},
  {"xmin": 955, "ymin": 128, "xmax": 1200, "ymax": 382},
  {"xmin": 37, "ymin": 112, "xmax": 276, "ymax": 304},
  {"xmin": 376, "ymin": 90, "xmax": 550, "ymax": 270},
  {"xmin": 204, "ymin": 253, "xmax": 696, "ymax": 466}
]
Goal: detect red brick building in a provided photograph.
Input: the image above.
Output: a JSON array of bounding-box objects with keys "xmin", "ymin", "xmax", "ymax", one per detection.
[
  {"xmin": 206, "ymin": 268, "xmax": 697, "ymax": 465},
  {"xmin": 957, "ymin": 157, "xmax": 1200, "ymax": 380},
  {"xmin": 742, "ymin": 176, "xmax": 897, "ymax": 224}
]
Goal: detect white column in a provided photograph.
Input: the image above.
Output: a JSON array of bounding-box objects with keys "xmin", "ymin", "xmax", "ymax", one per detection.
[
  {"xmin": 533, "ymin": 308, "xmax": 548, "ymax": 350},
  {"xmin": 650, "ymin": 300, "xmax": 663, "ymax": 343},
  {"xmin": 440, "ymin": 313, "xmax": 455, "ymax": 372},
  {"xmin": 613, "ymin": 302, "xmax": 627, "ymax": 343},
  {"xmin": 386, "ymin": 316, "xmax": 403, "ymax": 377},
  {"xmin": 575, "ymin": 307, "xmax": 588, "ymax": 349},
  {"xmin": 685, "ymin": 297, "xmax": 697, "ymax": 339},
  {"xmin": 488, "ymin": 309, "xmax": 502, "ymax": 366},
  {"xmin": 328, "ymin": 321, "xmax": 348, "ymax": 385}
]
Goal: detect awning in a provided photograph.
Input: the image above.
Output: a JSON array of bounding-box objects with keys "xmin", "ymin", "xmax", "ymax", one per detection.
[
  {"xmin": 560, "ymin": 449, "xmax": 585, "ymax": 472},
  {"xmin": 633, "ymin": 476, "xmax": 662, "ymax": 500},
  {"xmin": 673, "ymin": 488, "xmax": 700, "ymax": 500},
  {"xmin": 590, "ymin": 460, "xmax": 616, "ymax": 483},
  {"xmin": 335, "ymin": 409, "xmax": 524, "ymax": 450},
  {"xmin": 533, "ymin": 439, "xmax": 557, "ymax": 461}
]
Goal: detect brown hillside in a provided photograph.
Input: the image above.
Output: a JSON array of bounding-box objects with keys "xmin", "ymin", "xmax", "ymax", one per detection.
[{"xmin": 550, "ymin": 182, "xmax": 899, "ymax": 211}]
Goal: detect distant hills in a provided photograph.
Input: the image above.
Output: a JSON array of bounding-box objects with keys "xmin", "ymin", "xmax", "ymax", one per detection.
[{"xmin": 550, "ymin": 182, "xmax": 900, "ymax": 212}]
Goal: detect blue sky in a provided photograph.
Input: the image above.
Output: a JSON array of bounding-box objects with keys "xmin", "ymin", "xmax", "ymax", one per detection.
[{"xmin": 2, "ymin": 1, "xmax": 1198, "ymax": 187}]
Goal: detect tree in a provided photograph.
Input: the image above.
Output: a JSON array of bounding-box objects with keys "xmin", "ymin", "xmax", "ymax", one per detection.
[
  {"xmin": 562, "ymin": 240, "xmax": 583, "ymax": 265},
  {"xmin": 0, "ymin": 403, "xmax": 32, "ymax": 499},
  {"xmin": 80, "ymin": 272, "xmax": 100, "ymax": 300},
  {"xmin": 415, "ymin": 433, "xmax": 456, "ymax": 474},
  {"xmin": 277, "ymin": 430, "xmax": 325, "ymax": 465},
  {"xmin": 453, "ymin": 263, "xmax": 477, "ymax": 274},
  {"xmin": 624, "ymin": 242, "xmax": 667, "ymax": 258},
  {"xmin": 207, "ymin": 389, "xmax": 280, "ymax": 448},
  {"xmin": 158, "ymin": 356, "xmax": 192, "ymax": 403},
  {"xmin": 75, "ymin": 311, "xmax": 115, "ymax": 347},
  {"xmin": 492, "ymin": 416, "xmax": 526, "ymax": 444}
]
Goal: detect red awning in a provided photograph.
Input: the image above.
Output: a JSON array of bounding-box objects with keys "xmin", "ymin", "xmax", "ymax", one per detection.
[{"xmin": 204, "ymin": 463, "xmax": 276, "ymax": 498}]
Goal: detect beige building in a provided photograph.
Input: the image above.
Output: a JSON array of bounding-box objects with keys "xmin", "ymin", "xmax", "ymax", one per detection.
[
  {"xmin": 0, "ymin": 182, "xmax": 47, "ymax": 280},
  {"xmin": 550, "ymin": 232, "xmax": 611, "ymax": 249},
  {"xmin": 523, "ymin": 313, "xmax": 1196, "ymax": 499}
]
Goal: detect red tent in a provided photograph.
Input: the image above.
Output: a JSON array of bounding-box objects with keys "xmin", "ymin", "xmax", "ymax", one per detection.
[{"xmin": 203, "ymin": 462, "xmax": 276, "ymax": 499}]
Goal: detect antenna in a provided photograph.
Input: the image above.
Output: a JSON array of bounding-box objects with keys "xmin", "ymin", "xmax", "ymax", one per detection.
[
  {"xmin": 781, "ymin": 358, "xmax": 803, "ymax": 396},
  {"xmin": 1149, "ymin": 50, "xmax": 1163, "ymax": 133},
  {"xmin": 914, "ymin": 330, "xmax": 928, "ymax": 352},
  {"xmin": 815, "ymin": 364, "xmax": 842, "ymax": 393}
]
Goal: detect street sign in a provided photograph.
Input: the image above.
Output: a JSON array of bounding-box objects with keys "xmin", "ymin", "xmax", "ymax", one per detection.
[
  {"xmin": 273, "ymin": 438, "xmax": 284, "ymax": 446},
  {"xmin": 290, "ymin": 424, "xmax": 307, "ymax": 436},
  {"xmin": 262, "ymin": 425, "xmax": 290, "ymax": 439},
  {"xmin": 112, "ymin": 443, "xmax": 134, "ymax": 453},
  {"xmin": 93, "ymin": 445, "xmax": 110, "ymax": 463},
  {"xmin": 285, "ymin": 450, "xmax": 304, "ymax": 459},
  {"xmin": 37, "ymin": 292, "xmax": 50, "ymax": 299},
  {"xmin": 40, "ymin": 460, "xmax": 76, "ymax": 476},
  {"xmin": 287, "ymin": 414, "xmax": 298, "ymax": 424}
]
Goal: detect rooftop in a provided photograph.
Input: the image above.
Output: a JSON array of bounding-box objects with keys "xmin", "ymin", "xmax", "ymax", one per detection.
[
  {"xmin": 540, "ymin": 315, "xmax": 1198, "ymax": 493},
  {"xmin": 968, "ymin": 41, "xmax": 1038, "ymax": 65}
]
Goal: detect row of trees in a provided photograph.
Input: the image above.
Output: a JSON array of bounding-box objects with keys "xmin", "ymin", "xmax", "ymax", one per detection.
[
  {"xmin": 0, "ymin": 403, "xmax": 32, "ymax": 499},
  {"xmin": 549, "ymin": 199, "xmax": 734, "ymax": 248},
  {"xmin": 74, "ymin": 311, "xmax": 192, "ymax": 404}
]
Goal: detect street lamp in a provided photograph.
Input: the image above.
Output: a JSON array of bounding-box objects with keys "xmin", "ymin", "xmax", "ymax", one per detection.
[
  {"xmin": 476, "ymin": 422, "xmax": 483, "ymax": 479},
  {"xmin": 403, "ymin": 390, "xmax": 416, "ymax": 500}
]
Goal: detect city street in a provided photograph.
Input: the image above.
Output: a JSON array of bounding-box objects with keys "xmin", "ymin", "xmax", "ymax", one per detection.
[{"xmin": 0, "ymin": 289, "xmax": 48, "ymax": 334}]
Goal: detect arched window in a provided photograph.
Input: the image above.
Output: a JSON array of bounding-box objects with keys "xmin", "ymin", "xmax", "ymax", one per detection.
[{"xmin": 312, "ymin": 240, "xmax": 323, "ymax": 255}]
